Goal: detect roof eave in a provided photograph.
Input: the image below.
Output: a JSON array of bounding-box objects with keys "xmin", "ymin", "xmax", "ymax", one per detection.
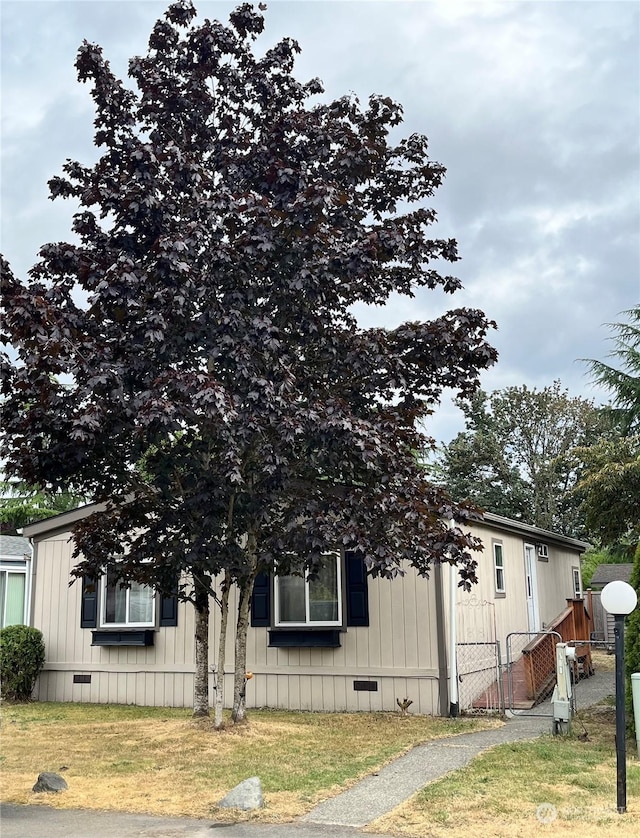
[{"xmin": 480, "ymin": 511, "xmax": 591, "ymax": 552}]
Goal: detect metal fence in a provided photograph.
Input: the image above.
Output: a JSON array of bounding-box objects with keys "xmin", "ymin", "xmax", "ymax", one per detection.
[
  {"xmin": 456, "ymin": 633, "xmax": 614, "ymax": 718},
  {"xmin": 456, "ymin": 641, "xmax": 503, "ymax": 713},
  {"xmin": 505, "ymin": 631, "xmax": 561, "ymax": 716}
]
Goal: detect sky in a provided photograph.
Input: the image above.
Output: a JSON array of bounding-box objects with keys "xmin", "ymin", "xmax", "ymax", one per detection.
[{"xmin": 1, "ymin": 0, "xmax": 639, "ymax": 445}]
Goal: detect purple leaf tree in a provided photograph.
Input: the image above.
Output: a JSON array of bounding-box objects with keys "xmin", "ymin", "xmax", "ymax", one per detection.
[{"xmin": 1, "ymin": 1, "xmax": 497, "ymax": 724}]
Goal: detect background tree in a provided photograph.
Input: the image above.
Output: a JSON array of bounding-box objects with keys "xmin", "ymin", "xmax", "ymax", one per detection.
[
  {"xmin": 430, "ymin": 390, "xmax": 531, "ymax": 522},
  {"xmin": 574, "ymin": 306, "xmax": 640, "ymax": 550},
  {"xmin": 626, "ymin": 543, "xmax": 640, "ymax": 735},
  {"xmin": 0, "ymin": 480, "xmax": 86, "ymax": 534},
  {"xmin": 1, "ymin": 1, "xmax": 497, "ymax": 723},
  {"xmin": 572, "ymin": 435, "xmax": 640, "ymax": 548},
  {"xmin": 578, "ymin": 307, "xmax": 640, "ymax": 702},
  {"xmin": 435, "ymin": 381, "xmax": 609, "ymax": 537},
  {"xmin": 582, "ymin": 306, "xmax": 640, "ymax": 435}
]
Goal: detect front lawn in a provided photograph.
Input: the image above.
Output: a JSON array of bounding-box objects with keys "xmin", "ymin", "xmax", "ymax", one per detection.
[
  {"xmin": 372, "ymin": 701, "xmax": 640, "ymax": 838},
  {"xmin": 0, "ymin": 701, "xmax": 497, "ymax": 820}
]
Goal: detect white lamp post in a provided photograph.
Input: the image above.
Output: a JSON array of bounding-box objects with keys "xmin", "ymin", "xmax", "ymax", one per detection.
[{"xmin": 601, "ymin": 580, "xmax": 638, "ymax": 814}]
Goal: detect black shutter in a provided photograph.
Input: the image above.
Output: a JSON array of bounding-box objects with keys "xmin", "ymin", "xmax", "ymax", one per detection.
[
  {"xmin": 251, "ymin": 571, "xmax": 271, "ymax": 627},
  {"xmin": 345, "ymin": 551, "xmax": 369, "ymax": 627},
  {"xmin": 80, "ymin": 576, "xmax": 98, "ymax": 629},
  {"xmin": 159, "ymin": 589, "xmax": 178, "ymax": 627}
]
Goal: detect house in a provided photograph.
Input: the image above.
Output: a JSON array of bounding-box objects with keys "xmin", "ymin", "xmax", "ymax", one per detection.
[
  {"xmin": 21, "ymin": 506, "xmax": 589, "ymax": 715},
  {"xmin": 0, "ymin": 534, "xmax": 32, "ymax": 629}
]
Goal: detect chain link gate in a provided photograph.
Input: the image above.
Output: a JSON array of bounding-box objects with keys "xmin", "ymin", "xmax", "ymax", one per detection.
[
  {"xmin": 456, "ymin": 641, "xmax": 504, "ymax": 713},
  {"xmin": 506, "ymin": 631, "xmax": 561, "ymax": 715}
]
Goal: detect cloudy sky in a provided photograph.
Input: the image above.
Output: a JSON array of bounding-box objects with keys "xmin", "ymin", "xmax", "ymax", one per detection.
[{"xmin": 2, "ymin": 0, "xmax": 638, "ymax": 444}]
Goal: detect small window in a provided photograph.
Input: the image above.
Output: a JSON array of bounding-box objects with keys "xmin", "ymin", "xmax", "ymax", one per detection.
[
  {"xmin": 572, "ymin": 567, "xmax": 582, "ymax": 598},
  {"xmin": 274, "ymin": 554, "xmax": 342, "ymax": 627},
  {"xmin": 493, "ymin": 542, "xmax": 505, "ymax": 595},
  {"xmin": 0, "ymin": 568, "xmax": 27, "ymax": 628},
  {"xmin": 101, "ymin": 572, "xmax": 155, "ymax": 628}
]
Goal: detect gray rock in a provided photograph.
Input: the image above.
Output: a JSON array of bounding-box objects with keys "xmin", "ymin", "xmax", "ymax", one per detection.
[
  {"xmin": 217, "ymin": 776, "xmax": 264, "ymax": 811},
  {"xmin": 32, "ymin": 772, "xmax": 69, "ymax": 793}
]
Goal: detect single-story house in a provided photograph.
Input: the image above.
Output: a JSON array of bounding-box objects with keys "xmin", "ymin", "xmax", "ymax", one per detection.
[
  {"xmin": 22, "ymin": 506, "xmax": 589, "ymax": 715},
  {"xmin": 0, "ymin": 534, "xmax": 32, "ymax": 629}
]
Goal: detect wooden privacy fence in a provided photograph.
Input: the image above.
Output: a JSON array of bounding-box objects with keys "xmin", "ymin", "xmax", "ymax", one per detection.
[{"xmin": 522, "ymin": 598, "xmax": 594, "ymax": 702}]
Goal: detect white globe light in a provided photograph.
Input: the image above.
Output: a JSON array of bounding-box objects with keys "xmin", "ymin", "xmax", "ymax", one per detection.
[{"xmin": 601, "ymin": 580, "xmax": 638, "ymax": 615}]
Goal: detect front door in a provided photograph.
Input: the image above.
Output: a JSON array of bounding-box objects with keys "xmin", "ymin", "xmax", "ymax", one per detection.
[{"xmin": 524, "ymin": 544, "xmax": 540, "ymax": 632}]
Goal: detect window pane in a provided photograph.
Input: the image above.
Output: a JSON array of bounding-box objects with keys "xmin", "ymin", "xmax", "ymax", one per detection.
[
  {"xmin": 494, "ymin": 544, "xmax": 503, "ymax": 566},
  {"xmin": 4, "ymin": 573, "xmax": 26, "ymax": 626},
  {"xmin": 277, "ymin": 575, "xmax": 306, "ymax": 623},
  {"xmin": 128, "ymin": 581, "xmax": 153, "ymax": 623},
  {"xmin": 0, "ymin": 572, "xmax": 5, "ymax": 628},
  {"xmin": 309, "ymin": 560, "xmax": 338, "ymax": 622},
  {"xmin": 105, "ymin": 578, "xmax": 127, "ymax": 623}
]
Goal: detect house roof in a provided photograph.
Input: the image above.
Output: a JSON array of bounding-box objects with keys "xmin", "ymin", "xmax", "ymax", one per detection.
[
  {"xmin": 481, "ymin": 512, "xmax": 590, "ymax": 553},
  {"xmin": 589, "ymin": 563, "xmax": 634, "ymax": 588},
  {"xmin": 0, "ymin": 534, "xmax": 32, "ymax": 559},
  {"xmin": 22, "ymin": 500, "xmax": 591, "ymax": 554},
  {"xmin": 21, "ymin": 502, "xmax": 105, "ymax": 540}
]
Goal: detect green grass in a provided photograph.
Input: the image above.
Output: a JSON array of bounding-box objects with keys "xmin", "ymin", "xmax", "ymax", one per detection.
[{"xmin": 374, "ymin": 704, "xmax": 640, "ymax": 838}]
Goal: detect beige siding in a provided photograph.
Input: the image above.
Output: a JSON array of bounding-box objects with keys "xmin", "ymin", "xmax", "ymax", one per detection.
[
  {"xmin": 31, "ymin": 530, "xmax": 443, "ymax": 714},
  {"xmin": 30, "ymin": 514, "xmax": 584, "ymax": 714},
  {"xmin": 444, "ymin": 521, "xmax": 584, "ymax": 654},
  {"xmin": 244, "ymin": 570, "xmax": 441, "ymax": 714},
  {"xmin": 536, "ymin": 546, "xmax": 581, "ymax": 627}
]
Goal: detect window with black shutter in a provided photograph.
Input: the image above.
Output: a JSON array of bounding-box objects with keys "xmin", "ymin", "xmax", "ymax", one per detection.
[
  {"xmin": 79, "ymin": 575, "xmax": 178, "ymax": 629},
  {"xmin": 249, "ymin": 552, "xmax": 369, "ymax": 630}
]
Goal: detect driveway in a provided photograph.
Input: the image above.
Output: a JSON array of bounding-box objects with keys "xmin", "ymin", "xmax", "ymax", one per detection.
[{"xmin": 0, "ymin": 805, "xmax": 397, "ymax": 838}]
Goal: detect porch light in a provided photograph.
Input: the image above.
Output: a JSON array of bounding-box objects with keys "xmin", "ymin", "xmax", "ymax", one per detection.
[{"xmin": 600, "ymin": 580, "xmax": 638, "ymax": 815}]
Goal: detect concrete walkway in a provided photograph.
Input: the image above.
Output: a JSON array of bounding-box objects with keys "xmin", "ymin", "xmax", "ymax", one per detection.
[
  {"xmin": 303, "ymin": 665, "xmax": 615, "ymax": 827},
  {"xmin": 0, "ymin": 667, "xmax": 615, "ymax": 838}
]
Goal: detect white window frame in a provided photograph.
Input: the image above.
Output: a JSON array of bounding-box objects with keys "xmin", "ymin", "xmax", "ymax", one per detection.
[
  {"xmin": 572, "ymin": 566, "xmax": 582, "ymax": 598},
  {"xmin": 0, "ymin": 559, "xmax": 30, "ymax": 628},
  {"xmin": 100, "ymin": 570, "xmax": 155, "ymax": 628},
  {"xmin": 273, "ymin": 553, "xmax": 343, "ymax": 627},
  {"xmin": 493, "ymin": 541, "xmax": 505, "ymax": 595}
]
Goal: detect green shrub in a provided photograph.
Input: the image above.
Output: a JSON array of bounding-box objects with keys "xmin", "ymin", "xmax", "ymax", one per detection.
[
  {"xmin": 625, "ymin": 543, "xmax": 640, "ymax": 735},
  {"xmin": 0, "ymin": 624, "xmax": 46, "ymax": 701}
]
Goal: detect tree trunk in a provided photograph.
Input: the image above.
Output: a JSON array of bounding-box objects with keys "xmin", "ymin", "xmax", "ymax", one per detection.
[
  {"xmin": 231, "ymin": 576, "xmax": 255, "ymax": 724},
  {"xmin": 231, "ymin": 530, "xmax": 258, "ymax": 724},
  {"xmin": 193, "ymin": 575, "xmax": 210, "ymax": 717},
  {"xmin": 213, "ymin": 570, "xmax": 231, "ymax": 730}
]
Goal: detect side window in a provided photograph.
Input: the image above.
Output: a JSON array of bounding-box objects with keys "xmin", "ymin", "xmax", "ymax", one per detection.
[
  {"xmin": 0, "ymin": 567, "xmax": 27, "ymax": 628},
  {"xmin": 572, "ymin": 566, "xmax": 582, "ymax": 598},
  {"xmin": 493, "ymin": 541, "xmax": 505, "ymax": 595}
]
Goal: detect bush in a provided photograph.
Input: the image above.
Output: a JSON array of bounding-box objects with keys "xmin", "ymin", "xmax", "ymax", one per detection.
[
  {"xmin": 625, "ymin": 543, "xmax": 640, "ymax": 735},
  {"xmin": 0, "ymin": 624, "xmax": 46, "ymax": 701}
]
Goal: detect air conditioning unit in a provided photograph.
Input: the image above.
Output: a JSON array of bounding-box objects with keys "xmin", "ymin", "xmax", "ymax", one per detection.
[{"xmin": 537, "ymin": 543, "xmax": 549, "ymax": 559}]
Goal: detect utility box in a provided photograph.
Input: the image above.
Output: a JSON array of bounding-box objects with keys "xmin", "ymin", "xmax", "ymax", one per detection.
[
  {"xmin": 552, "ymin": 642, "xmax": 575, "ymax": 734},
  {"xmin": 552, "ymin": 693, "xmax": 571, "ymax": 722}
]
